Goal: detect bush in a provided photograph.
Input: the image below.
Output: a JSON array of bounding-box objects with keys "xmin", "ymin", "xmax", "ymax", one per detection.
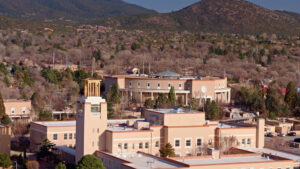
[
  {"xmin": 0, "ymin": 153, "xmax": 12, "ymax": 168},
  {"xmin": 76, "ymin": 155, "xmax": 105, "ymax": 169},
  {"xmin": 38, "ymin": 110, "xmax": 52, "ymax": 121},
  {"xmin": 1, "ymin": 115, "xmax": 11, "ymax": 125},
  {"xmin": 26, "ymin": 160, "xmax": 39, "ymax": 169},
  {"xmin": 55, "ymin": 162, "xmax": 66, "ymax": 169}
]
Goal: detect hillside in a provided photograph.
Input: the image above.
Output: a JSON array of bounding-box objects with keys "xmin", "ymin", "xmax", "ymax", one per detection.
[
  {"xmin": 102, "ymin": 0, "xmax": 300, "ymax": 35},
  {"xmin": 0, "ymin": 0, "xmax": 155, "ymax": 22}
]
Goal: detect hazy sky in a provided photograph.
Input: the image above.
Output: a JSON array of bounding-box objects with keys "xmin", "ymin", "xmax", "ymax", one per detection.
[{"xmin": 123, "ymin": 0, "xmax": 300, "ymax": 14}]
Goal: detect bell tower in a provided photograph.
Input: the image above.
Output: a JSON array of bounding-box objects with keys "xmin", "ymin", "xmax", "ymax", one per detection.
[{"xmin": 75, "ymin": 78, "xmax": 107, "ymax": 163}]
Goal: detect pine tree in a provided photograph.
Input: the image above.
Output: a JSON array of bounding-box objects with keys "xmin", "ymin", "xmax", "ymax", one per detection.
[
  {"xmin": 168, "ymin": 86, "xmax": 176, "ymax": 107},
  {"xmin": 0, "ymin": 91, "xmax": 5, "ymax": 119},
  {"xmin": 285, "ymin": 82, "xmax": 297, "ymax": 109},
  {"xmin": 159, "ymin": 143, "xmax": 175, "ymax": 157}
]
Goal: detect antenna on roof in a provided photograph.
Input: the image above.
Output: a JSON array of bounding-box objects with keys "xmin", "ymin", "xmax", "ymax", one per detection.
[
  {"xmin": 148, "ymin": 62, "xmax": 151, "ymax": 75},
  {"xmin": 143, "ymin": 60, "xmax": 145, "ymax": 74}
]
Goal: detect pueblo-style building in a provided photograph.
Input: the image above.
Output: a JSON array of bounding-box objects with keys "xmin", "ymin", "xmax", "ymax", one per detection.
[
  {"xmin": 104, "ymin": 71, "xmax": 231, "ymax": 105},
  {"xmin": 75, "ymin": 79, "xmax": 265, "ymax": 165},
  {"xmin": 3, "ymin": 99, "xmax": 31, "ymax": 123}
]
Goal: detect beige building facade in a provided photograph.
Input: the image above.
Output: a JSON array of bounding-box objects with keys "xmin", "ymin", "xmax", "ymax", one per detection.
[
  {"xmin": 4, "ymin": 99, "xmax": 31, "ymax": 123},
  {"xmin": 0, "ymin": 125, "xmax": 11, "ymax": 155},
  {"xmin": 30, "ymin": 121, "xmax": 76, "ymax": 152},
  {"xmin": 104, "ymin": 72, "xmax": 231, "ymax": 105}
]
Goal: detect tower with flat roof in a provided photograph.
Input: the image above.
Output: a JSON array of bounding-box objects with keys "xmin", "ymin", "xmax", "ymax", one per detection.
[{"xmin": 75, "ymin": 78, "xmax": 107, "ymax": 163}]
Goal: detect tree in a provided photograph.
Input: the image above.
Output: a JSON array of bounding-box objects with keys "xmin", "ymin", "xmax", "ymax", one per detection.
[
  {"xmin": 219, "ymin": 136, "xmax": 239, "ymax": 155},
  {"xmin": 0, "ymin": 153, "xmax": 12, "ymax": 168},
  {"xmin": 55, "ymin": 162, "xmax": 67, "ymax": 169},
  {"xmin": 37, "ymin": 139, "xmax": 56, "ymax": 161},
  {"xmin": 144, "ymin": 98, "xmax": 155, "ymax": 109},
  {"xmin": 285, "ymin": 82, "xmax": 297, "ymax": 109},
  {"xmin": 131, "ymin": 43, "xmax": 140, "ymax": 51},
  {"xmin": 76, "ymin": 155, "xmax": 105, "ymax": 169},
  {"xmin": 1, "ymin": 115, "xmax": 11, "ymax": 125},
  {"xmin": 159, "ymin": 143, "xmax": 175, "ymax": 158},
  {"xmin": 0, "ymin": 91, "xmax": 5, "ymax": 119},
  {"xmin": 26, "ymin": 161, "xmax": 39, "ymax": 169},
  {"xmin": 168, "ymin": 86, "xmax": 176, "ymax": 107},
  {"xmin": 155, "ymin": 93, "xmax": 168, "ymax": 108},
  {"xmin": 38, "ymin": 110, "xmax": 52, "ymax": 121},
  {"xmin": 205, "ymin": 100, "xmax": 220, "ymax": 120},
  {"xmin": 265, "ymin": 88, "xmax": 280, "ymax": 115}
]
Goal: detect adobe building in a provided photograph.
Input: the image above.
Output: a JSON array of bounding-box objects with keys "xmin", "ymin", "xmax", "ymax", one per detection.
[
  {"xmin": 104, "ymin": 71, "xmax": 231, "ymax": 105},
  {"xmin": 0, "ymin": 125, "xmax": 11, "ymax": 155},
  {"xmin": 30, "ymin": 121, "xmax": 76, "ymax": 152},
  {"xmin": 266, "ymin": 119, "xmax": 293, "ymax": 135},
  {"xmin": 75, "ymin": 78, "xmax": 263, "ymax": 164},
  {"xmin": 4, "ymin": 99, "xmax": 31, "ymax": 123}
]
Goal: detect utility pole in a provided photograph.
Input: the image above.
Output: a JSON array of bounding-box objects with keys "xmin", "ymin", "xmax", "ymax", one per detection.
[{"xmin": 52, "ymin": 50, "xmax": 55, "ymax": 68}]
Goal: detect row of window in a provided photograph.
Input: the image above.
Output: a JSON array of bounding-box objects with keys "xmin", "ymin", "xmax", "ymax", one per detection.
[
  {"xmin": 53, "ymin": 133, "xmax": 76, "ymax": 140},
  {"xmin": 118, "ymin": 141, "xmax": 160, "ymax": 150},
  {"xmin": 174, "ymin": 138, "xmax": 203, "ymax": 148},
  {"xmin": 241, "ymin": 138, "xmax": 251, "ymax": 145},
  {"xmin": 129, "ymin": 81, "xmax": 182, "ymax": 89},
  {"xmin": 11, "ymin": 107, "xmax": 27, "ymax": 114}
]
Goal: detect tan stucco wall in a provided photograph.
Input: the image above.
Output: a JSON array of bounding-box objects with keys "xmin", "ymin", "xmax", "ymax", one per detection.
[
  {"xmin": 0, "ymin": 126, "xmax": 11, "ymax": 155},
  {"xmin": 30, "ymin": 122, "xmax": 76, "ymax": 152},
  {"xmin": 4, "ymin": 100, "xmax": 31, "ymax": 117}
]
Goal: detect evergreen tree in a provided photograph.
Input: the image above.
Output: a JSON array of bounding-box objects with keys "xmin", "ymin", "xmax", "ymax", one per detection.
[
  {"xmin": 37, "ymin": 139, "xmax": 56, "ymax": 161},
  {"xmin": 144, "ymin": 99, "xmax": 155, "ymax": 109},
  {"xmin": 76, "ymin": 155, "xmax": 105, "ymax": 169},
  {"xmin": 285, "ymin": 82, "xmax": 297, "ymax": 109},
  {"xmin": 55, "ymin": 162, "xmax": 67, "ymax": 169},
  {"xmin": 0, "ymin": 153, "xmax": 12, "ymax": 168},
  {"xmin": 205, "ymin": 100, "xmax": 220, "ymax": 120},
  {"xmin": 0, "ymin": 91, "xmax": 5, "ymax": 119},
  {"xmin": 155, "ymin": 94, "xmax": 168, "ymax": 108},
  {"xmin": 265, "ymin": 88, "xmax": 280, "ymax": 115},
  {"xmin": 1, "ymin": 115, "xmax": 11, "ymax": 125},
  {"xmin": 168, "ymin": 86, "xmax": 176, "ymax": 107},
  {"xmin": 159, "ymin": 143, "xmax": 175, "ymax": 158}
]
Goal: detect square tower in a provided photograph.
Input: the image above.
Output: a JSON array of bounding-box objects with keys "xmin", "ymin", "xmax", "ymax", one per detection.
[{"xmin": 75, "ymin": 78, "xmax": 107, "ymax": 163}]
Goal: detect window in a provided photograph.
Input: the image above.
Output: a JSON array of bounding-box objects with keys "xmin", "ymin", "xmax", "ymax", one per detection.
[
  {"xmin": 247, "ymin": 138, "xmax": 251, "ymax": 145},
  {"xmin": 175, "ymin": 153, "xmax": 180, "ymax": 157},
  {"xmin": 69, "ymin": 133, "xmax": 73, "ymax": 140},
  {"xmin": 179, "ymin": 84, "xmax": 182, "ymax": 89},
  {"xmin": 145, "ymin": 142, "xmax": 149, "ymax": 148},
  {"xmin": 168, "ymin": 83, "xmax": 171, "ymax": 89},
  {"xmin": 91, "ymin": 104, "xmax": 99, "ymax": 112},
  {"xmin": 242, "ymin": 139, "xmax": 245, "ymax": 145},
  {"xmin": 11, "ymin": 108, "xmax": 15, "ymax": 114},
  {"xmin": 197, "ymin": 138, "xmax": 202, "ymax": 147},
  {"xmin": 138, "ymin": 82, "xmax": 141, "ymax": 88},
  {"xmin": 186, "ymin": 152, "xmax": 192, "ymax": 156},
  {"xmin": 174, "ymin": 139, "xmax": 180, "ymax": 148},
  {"xmin": 155, "ymin": 141, "xmax": 159, "ymax": 147},
  {"xmin": 64, "ymin": 133, "xmax": 67, "ymax": 140},
  {"xmin": 129, "ymin": 81, "xmax": 132, "ymax": 87},
  {"xmin": 139, "ymin": 143, "xmax": 143, "ymax": 149},
  {"xmin": 74, "ymin": 133, "xmax": 76, "ymax": 139},
  {"xmin": 185, "ymin": 139, "xmax": 192, "ymax": 148},
  {"xmin": 69, "ymin": 144, "xmax": 72, "ymax": 148},
  {"xmin": 196, "ymin": 153, "xmax": 202, "ymax": 156},
  {"xmin": 157, "ymin": 83, "xmax": 160, "ymax": 88},
  {"xmin": 53, "ymin": 134, "xmax": 58, "ymax": 140},
  {"xmin": 132, "ymin": 144, "xmax": 135, "ymax": 149},
  {"xmin": 147, "ymin": 83, "xmax": 150, "ymax": 88},
  {"xmin": 118, "ymin": 143, "xmax": 122, "ymax": 149},
  {"xmin": 22, "ymin": 107, "xmax": 26, "ymax": 114},
  {"xmin": 124, "ymin": 143, "xmax": 128, "ymax": 149}
]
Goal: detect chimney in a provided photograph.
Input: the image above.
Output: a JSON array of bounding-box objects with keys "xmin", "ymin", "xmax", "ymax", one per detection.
[{"xmin": 256, "ymin": 118, "xmax": 265, "ymax": 148}]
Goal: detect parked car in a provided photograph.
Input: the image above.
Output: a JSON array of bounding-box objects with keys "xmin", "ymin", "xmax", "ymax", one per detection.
[
  {"xmin": 288, "ymin": 132, "xmax": 296, "ymax": 136},
  {"xmin": 266, "ymin": 133, "xmax": 274, "ymax": 137},
  {"xmin": 278, "ymin": 133, "xmax": 285, "ymax": 137},
  {"xmin": 294, "ymin": 138, "xmax": 300, "ymax": 143}
]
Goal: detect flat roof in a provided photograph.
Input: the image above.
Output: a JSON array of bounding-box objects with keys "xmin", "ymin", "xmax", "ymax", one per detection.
[
  {"xmin": 4, "ymin": 99, "xmax": 30, "ymax": 102},
  {"xmin": 207, "ymin": 121, "xmax": 241, "ymax": 128},
  {"xmin": 241, "ymin": 148, "xmax": 300, "ymax": 162},
  {"xmin": 33, "ymin": 121, "xmax": 76, "ymax": 127},
  {"xmin": 107, "ymin": 126, "xmax": 141, "ymax": 132},
  {"xmin": 147, "ymin": 108, "xmax": 202, "ymax": 114},
  {"xmin": 112, "ymin": 152, "xmax": 185, "ymax": 169},
  {"xmin": 176, "ymin": 155, "xmax": 277, "ymax": 165}
]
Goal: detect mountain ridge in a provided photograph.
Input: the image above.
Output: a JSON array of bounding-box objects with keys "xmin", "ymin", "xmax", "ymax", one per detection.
[{"xmin": 0, "ymin": 0, "xmax": 155, "ymax": 22}]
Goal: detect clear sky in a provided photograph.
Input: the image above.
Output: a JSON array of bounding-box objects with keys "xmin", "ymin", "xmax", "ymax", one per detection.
[{"xmin": 123, "ymin": 0, "xmax": 300, "ymax": 14}]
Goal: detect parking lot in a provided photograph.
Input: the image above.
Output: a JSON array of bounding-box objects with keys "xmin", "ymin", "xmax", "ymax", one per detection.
[{"xmin": 265, "ymin": 134, "xmax": 300, "ymax": 143}]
